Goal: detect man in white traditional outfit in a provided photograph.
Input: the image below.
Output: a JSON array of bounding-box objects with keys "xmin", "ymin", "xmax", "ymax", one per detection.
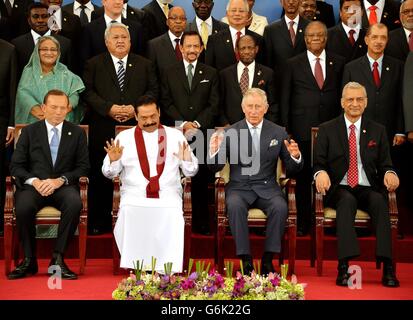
[{"xmin": 102, "ymin": 95, "xmax": 199, "ymax": 273}]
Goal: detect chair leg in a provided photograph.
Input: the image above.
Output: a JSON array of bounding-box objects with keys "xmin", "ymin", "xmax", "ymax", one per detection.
[
  {"xmin": 391, "ymin": 224, "xmax": 397, "ymax": 273},
  {"xmin": 310, "ymin": 221, "xmax": 316, "ymax": 267},
  {"xmin": 4, "ymin": 223, "xmax": 13, "ymax": 275},
  {"xmin": 78, "ymin": 221, "xmax": 87, "ymax": 275},
  {"xmin": 183, "ymin": 220, "xmax": 191, "ymax": 273},
  {"xmin": 216, "ymin": 224, "xmax": 225, "ymax": 274},
  {"xmin": 112, "ymin": 236, "xmax": 120, "ymax": 275},
  {"xmin": 376, "ymin": 259, "xmax": 381, "ymax": 270},
  {"xmin": 288, "ymin": 224, "xmax": 296, "ymax": 275},
  {"xmin": 316, "ymin": 223, "xmax": 323, "ymax": 276}
]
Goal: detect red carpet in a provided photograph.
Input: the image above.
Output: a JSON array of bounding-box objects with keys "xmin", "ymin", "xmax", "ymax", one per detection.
[{"xmin": 0, "ymin": 259, "xmax": 412, "ymax": 300}]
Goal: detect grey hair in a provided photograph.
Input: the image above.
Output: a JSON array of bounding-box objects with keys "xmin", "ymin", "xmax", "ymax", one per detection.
[
  {"xmin": 342, "ymin": 81, "xmax": 367, "ymax": 98},
  {"xmin": 304, "ymin": 21, "xmax": 328, "ymax": 36},
  {"xmin": 400, "ymin": 0, "xmax": 413, "ymax": 13},
  {"xmin": 38, "ymin": 35, "xmax": 60, "ymax": 54},
  {"xmin": 104, "ymin": 22, "xmax": 130, "ymax": 41},
  {"xmin": 242, "ymin": 88, "xmax": 268, "ymax": 107},
  {"xmin": 226, "ymin": 0, "xmax": 249, "ymax": 12}
]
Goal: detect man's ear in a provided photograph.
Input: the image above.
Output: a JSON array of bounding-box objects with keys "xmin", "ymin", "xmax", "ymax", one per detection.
[{"xmin": 68, "ymin": 104, "xmax": 73, "ymax": 112}]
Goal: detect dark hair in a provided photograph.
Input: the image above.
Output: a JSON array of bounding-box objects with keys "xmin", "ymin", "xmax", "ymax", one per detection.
[
  {"xmin": 43, "ymin": 89, "xmax": 69, "ymax": 105},
  {"xmin": 135, "ymin": 95, "xmax": 159, "ymax": 113},
  {"xmin": 236, "ymin": 34, "xmax": 257, "ymax": 49},
  {"xmin": 339, "ymin": 0, "xmax": 362, "ymax": 10},
  {"xmin": 27, "ymin": 2, "xmax": 49, "ymax": 16},
  {"xmin": 366, "ymin": 22, "xmax": 387, "ymax": 36},
  {"xmin": 180, "ymin": 30, "xmax": 203, "ymax": 46}
]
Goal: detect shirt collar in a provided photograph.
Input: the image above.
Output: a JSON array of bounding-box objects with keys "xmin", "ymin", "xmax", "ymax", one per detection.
[
  {"xmin": 168, "ymin": 30, "xmax": 183, "ymax": 44},
  {"xmin": 246, "ymin": 119, "xmax": 263, "ymax": 130},
  {"xmin": 45, "ymin": 120, "xmax": 64, "ymax": 133},
  {"xmin": 229, "ymin": 25, "xmax": 246, "ymax": 38},
  {"xmin": 364, "ymin": 0, "xmax": 384, "ymax": 10},
  {"xmin": 183, "ymin": 59, "xmax": 198, "ymax": 72},
  {"xmin": 367, "ymin": 53, "xmax": 384, "ymax": 67},
  {"xmin": 104, "ymin": 14, "xmax": 122, "ymax": 25},
  {"xmin": 403, "ymin": 28, "xmax": 412, "ymax": 42},
  {"xmin": 31, "ymin": 29, "xmax": 51, "ymax": 43},
  {"xmin": 344, "ymin": 114, "xmax": 362, "ymax": 132},
  {"xmin": 307, "ymin": 49, "xmax": 326, "ymax": 62},
  {"xmin": 238, "ymin": 60, "xmax": 255, "ymax": 70},
  {"xmin": 284, "ymin": 14, "xmax": 299, "ymax": 26},
  {"xmin": 196, "ymin": 16, "xmax": 212, "ymax": 28},
  {"xmin": 341, "ymin": 22, "xmax": 361, "ymax": 34},
  {"xmin": 110, "ymin": 53, "xmax": 128, "ymax": 67},
  {"xmin": 74, "ymin": 1, "xmax": 94, "ymax": 10}
]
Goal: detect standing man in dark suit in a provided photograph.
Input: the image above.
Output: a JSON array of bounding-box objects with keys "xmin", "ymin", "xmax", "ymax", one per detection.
[
  {"xmin": 82, "ymin": 22, "xmax": 158, "ymax": 235},
  {"xmin": 281, "ymin": 21, "xmax": 345, "ymax": 235},
  {"xmin": 314, "ymin": 82, "xmax": 399, "ymax": 287},
  {"xmin": 219, "ymin": 34, "xmax": 277, "ymax": 125},
  {"xmin": 8, "ymin": 89, "xmax": 90, "ymax": 280},
  {"xmin": 208, "ymin": 88, "xmax": 303, "ymax": 274},
  {"xmin": 147, "ymin": 6, "xmax": 187, "ymax": 78},
  {"xmin": 263, "ymin": 0, "xmax": 309, "ymax": 90},
  {"xmin": 12, "ymin": 3, "xmax": 72, "ymax": 76},
  {"xmin": 205, "ymin": 0, "xmax": 263, "ymax": 71},
  {"xmin": 143, "ymin": 0, "xmax": 173, "ymax": 40},
  {"xmin": 326, "ymin": 0, "xmax": 368, "ymax": 63},
  {"xmin": 160, "ymin": 30, "xmax": 219, "ymax": 234},
  {"xmin": 362, "ymin": 0, "xmax": 401, "ymax": 31},
  {"xmin": 0, "ymin": 39, "xmax": 17, "ymax": 236},
  {"xmin": 342, "ymin": 23, "xmax": 405, "ymax": 146},
  {"xmin": 299, "ymin": 0, "xmax": 336, "ymax": 28},
  {"xmin": 386, "ymin": 0, "xmax": 413, "ymax": 61},
  {"xmin": 79, "ymin": 0, "xmax": 144, "ymax": 69},
  {"xmin": 62, "ymin": 0, "xmax": 100, "ymax": 26},
  {"xmin": 0, "ymin": 0, "xmax": 32, "ymax": 40}
]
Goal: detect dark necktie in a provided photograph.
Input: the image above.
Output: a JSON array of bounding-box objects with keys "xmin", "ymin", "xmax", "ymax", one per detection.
[
  {"xmin": 187, "ymin": 63, "xmax": 193, "ymax": 89},
  {"xmin": 50, "ymin": 127, "xmax": 60, "ymax": 166},
  {"xmin": 235, "ymin": 31, "xmax": 241, "ymax": 60},
  {"xmin": 239, "ymin": 66, "xmax": 249, "ymax": 95},
  {"xmin": 79, "ymin": 5, "xmax": 88, "ymax": 26},
  {"xmin": 117, "ymin": 60, "xmax": 125, "ymax": 90},
  {"xmin": 314, "ymin": 58, "xmax": 324, "ymax": 89},
  {"xmin": 4, "ymin": 0, "xmax": 12, "ymax": 16},
  {"xmin": 372, "ymin": 61, "xmax": 380, "ymax": 88},
  {"xmin": 409, "ymin": 33, "xmax": 413, "ymax": 52},
  {"xmin": 347, "ymin": 124, "xmax": 358, "ymax": 188},
  {"xmin": 348, "ymin": 29, "xmax": 356, "ymax": 46},
  {"xmin": 289, "ymin": 21, "xmax": 296, "ymax": 46},
  {"xmin": 174, "ymin": 38, "xmax": 182, "ymax": 61}
]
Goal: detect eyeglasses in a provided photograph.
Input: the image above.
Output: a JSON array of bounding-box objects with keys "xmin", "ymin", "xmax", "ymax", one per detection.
[
  {"xmin": 401, "ymin": 9, "xmax": 413, "ymax": 15},
  {"xmin": 168, "ymin": 16, "xmax": 187, "ymax": 21},
  {"xmin": 39, "ymin": 48, "xmax": 59, "ymax": 53}
]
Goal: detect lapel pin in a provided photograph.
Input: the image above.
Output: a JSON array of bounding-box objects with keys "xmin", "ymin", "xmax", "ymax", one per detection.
[
  {"xmin": 131, "ymin": 11, "xmax": 134, "ymax": 15},
  {"xmin": 68, "ymin": 132, "xmax": 72, "ymax": 135},
  {"xmin": 64, "ymin": 18, "xmax": 67, "ymax": 22},
  {"xmin": 359, "ymin": 45, "xmax": 362, "ymax": 48},
  {"xmin": 386, "ymin": 67, "xmax": 389, "ymax": 71},
  {"xmin": 298, "ymin": 29, "xmax": 302, "ymax": 33},
  {"xmin": 199, "ymin": 70, "xmax": 203, "ymax": 74},
  {"xmin": 257, "ymin": 70, "xmax": 262, "ymax": 76},
  {"xmin": 128, "ymin": 63, "xmax": 132, "ymax": 67},
  {"xmin": 329, "ymin": 61, "xmax": 333, "ymax": 65},
  {"xmin": 226, "ymin": 39, "xmax": 230, "ymax": 43},
  {"xmin": 15, "ymin": 4, "xmax": 18, "ymax": 7},
  {"xmin": 362, "ymin": 129, "xmax": 366, "ymax": 133}
]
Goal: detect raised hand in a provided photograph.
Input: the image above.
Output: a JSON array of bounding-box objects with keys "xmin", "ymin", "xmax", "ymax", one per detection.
[
  {"xmin": 104, "ymin": 138, "xmax": 124, "ymax": 163},
  {"xmin": 284, "ymin": 139, "xmax": 300, "ymax": 159},
  {"xmin": 174, "ymin": 141, "xmax": 192, "ymax": 161}
]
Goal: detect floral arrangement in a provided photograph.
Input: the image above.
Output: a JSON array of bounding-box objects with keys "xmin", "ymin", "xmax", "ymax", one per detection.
[{"xmin": 112, "ymin": 258, "xmax": 305, "ymax": 300}]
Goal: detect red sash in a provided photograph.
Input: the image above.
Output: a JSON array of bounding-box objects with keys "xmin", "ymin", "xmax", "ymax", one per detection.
[{"xmin": 134, "ymin": 125, "xmax": 167, "ymax": 198}]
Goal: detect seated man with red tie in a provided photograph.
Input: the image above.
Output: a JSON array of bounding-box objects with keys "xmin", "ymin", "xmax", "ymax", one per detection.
[{"xmin": 314, "ymin": 81, "xmax": 400, "ymax": 287}]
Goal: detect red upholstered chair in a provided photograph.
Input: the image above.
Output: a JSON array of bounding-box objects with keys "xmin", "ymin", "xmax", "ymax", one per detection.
[
  {"xmin": 111, "ymin": 125, "xmax": 192, "ymax": 274},
  {"xmin": 311, "ymin": 127, "xmax": 398, "ymax": 276},
  {"xmin": 214, "ymin": 159, "xmax": 297, "ymax": 275},
  {"xmin": 3, "ymin": 124, "xmax": 89, "ymax": 275}
]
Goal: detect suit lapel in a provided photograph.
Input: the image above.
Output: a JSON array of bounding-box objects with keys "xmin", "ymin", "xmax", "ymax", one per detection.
[
  {"xmin": 178, "ymin": 62, "xmax": 190, "ymax": 93},
  {"xmin": 55, "ymin": 121, "xmax": 69, "ymax": 167},
  {"xmin": 40, "ymin": 121, "xmax": 54, "ymax": 167},
  {"xmin": 280, "ymin": 20, "xmax": 294, "ymax": 47},
  {"xmin": 252, "ymin": 64, "xmax": 264, "ymax": 88},
  {"xmin": 221, "ymin": 30, "xmax": 235, "ymax": 56},
  {"xmin": 230, "ymin": 65, "xmax": 242, "ymax": 94},
  {"xmin": 338, "ymin": 24, "xmax": 352, "ymax": 50},
  {"xmin": 360, "ymin": 55, "xmax": 375, "ymax": 87},
  {"xmin": 338, "ymin": 115, "xmax": 349, "ymax": 163},
  {"xmin": 123, "ymin": 55, "xmax": 134, "ymax": 89},
  {"xmin": 324, "ymin": 53, "xmax": 335, "ymax": 88},
  {"xmin": 359, "ymin": 117, "xmax": 368, "ymax": 164},
  {"xmin": 103, "ymin": 53, "xmax": 121, "ymax": 90},
  {"xmin": 380, "ymin": 56, "xmax": 391, "ymax": 88},
  {"xmin": 191, "ymin": 63, "xmax": 204, "ymax": 91},
  {"xmin": 303, "ymin": 54, "xmax": 320, "ymax": 89},
  {"xmin": 161, "ymin": 33, "xmax": 176, "ymax": 57}
]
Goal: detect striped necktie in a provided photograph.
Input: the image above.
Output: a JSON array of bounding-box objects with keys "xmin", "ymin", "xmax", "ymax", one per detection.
[{"xmin": 117, "ymin": 60, "xmax": 125, "ymax": 90}]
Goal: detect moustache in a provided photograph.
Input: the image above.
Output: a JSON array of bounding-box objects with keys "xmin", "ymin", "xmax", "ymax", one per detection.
[{"xmin": 143, "ymin": 122, "xmax": 157, "ymax": 127}]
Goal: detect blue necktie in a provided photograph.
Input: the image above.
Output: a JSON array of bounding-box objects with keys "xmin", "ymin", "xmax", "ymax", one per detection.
[
  {"xmin": 251, "ymin": 126, "xmax": 259, "ymax": 152},
  {"xmin": 50, "ymin": 127, "xmax": 59, "ymax": 165}
]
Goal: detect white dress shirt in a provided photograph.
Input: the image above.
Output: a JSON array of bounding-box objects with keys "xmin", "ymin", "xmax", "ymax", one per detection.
[
  {"xmin": 196, "ymin": 16, "xmax": 212, "ymax": 36},
  {"xmin": 73, "ymin": 1, "xmax": 94, "ymax": 23},
  {"xmin": 307, "ymin": 49, "xmax": 326, "ymax": 81},
  {"xmin": 364, "ymin": 0, "xmax": 385, "ymax": 22},
  {"xmin": 367, "ymin": 53, "xmax": 384, "ymax": 77},
  {"xmin": 342, "ymin": 22, "xmax": 361, "ymax": 42},
  {"xmin": 237, "ymin": 60, "xmax": 255, "ymax": 89},
  {"xmin": 168, "ymin": 30, "xmax": 183, "ymax": 49},
  {"xmin": 229, "ymin": 25, "xmax": 246, "ymax": 49},
  {"xmin": 110, "ymin": 54, "xmax": 128, "ymax": 74},
  {"xmin": 284, "ymin": 14, "xmax": 300, "ymax": 35},
  {"xmin": 104, "ymin": 13, "xmax": 122, "ymax": 26},
  {"xmin": 31, "ymin": 29, "xmax": 51, "ymax": 44}
]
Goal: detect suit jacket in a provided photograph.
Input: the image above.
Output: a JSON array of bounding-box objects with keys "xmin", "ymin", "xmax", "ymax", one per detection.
[
  {"xmin": 342, "ymin": 54, "xmax": 404, "ymax": 140},
  {"xmin": 361, "ymin": 0, "xmax": 401, "ymax": 31},
  {"xmin": 160, "ymin": 61, "xmax": 219, "ymax": 129},
  {"xmin": 10, "ymin": 120, "xmax": 90, "ymax": 188},
  {"xmin": 147, "ymin": 32, "xmax": 180, "ymax": 78},
  {"xmin": 263, "ymin": 16, "xmax": 309, "ymax": 74},
  {"xmin": 326, "ymin": 24, "xmax": 367, "ymax": 63},
  {"xmin": 82, "ymin": 52, "xmax": 158, "ymax": 148},
  {"xmin": 12, "ymin": 32, "xmax": 73, "ymax": 76},
  {"xmin": 208, "ymin": 118, "xmax": 303, "ymax": 199},
  {"xmin": 385, "ymin": 27, "xmax": 410, "ymax": 62},
  {"xmin": 219, "ymin": 62, "xmax": 278, "ymax": 125},
  {"xmin": 280, "ymin": 1, "xmax": 336, "ymax": 28},
  {"xmin": 142, "ymin": 0, "xmax": 172, "ymax": 39},
  {"xmin": 59, "ymin": 10, "xmax": 82, "ymax": 43},
  {"xmin": 281, "ymin": 51, "xmax": 346, "ymax": 142},
  {"xmin": 0, "ymin": 40, "xmax": 17, "ymax": 127},
  {"xmin": 222, "ymin": 12, "xmax": 269, "ymax": 36},
  {"xmin": 205, "ymin": 27, "xmax": 263, "ymax": 71},
  {"xmin": 314, "ymin": 115, "xmax": 393, "ymax": 193},
  {"xmin": 403, "ymin": 52, "xmax": 413, "ymax": 133},
  {"xmin": 80, "ymin": 16, "xmax": 144, "ymax": 68},
  {"xmin": 0, "ymin": 0, "xmax": 32, "ymax": 40}
]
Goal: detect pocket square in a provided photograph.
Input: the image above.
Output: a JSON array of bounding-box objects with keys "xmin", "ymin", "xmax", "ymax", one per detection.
[
  {"xmin": 200, "ymin": 79, "xmax": 210, "ymax": 83},
  {"xmin": 367, "ymin": 140, "xmax": 377, "ymax": 148},
  {"xmin": 269, "ymin": 139, "xmax": 278, "ymax": 147}
]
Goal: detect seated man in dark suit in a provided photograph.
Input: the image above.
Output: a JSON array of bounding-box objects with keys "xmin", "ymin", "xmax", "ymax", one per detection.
[
  {"xmin": 143, "ymin": 0, "xmax": 173, "ymax": 39},
  {"xmin": 208, "ymin": 88, "xmax": 303, "ymax": 275},
  {"xmin": 8, "ymin": 89, "xmax": 90, "ymax": 280},
  {"xmin": 314, "ymin": 81, "xmax": 399, "ymax": 287}
]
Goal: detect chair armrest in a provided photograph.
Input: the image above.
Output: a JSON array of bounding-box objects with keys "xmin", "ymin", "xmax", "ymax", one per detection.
[
  {"xmin": 79, "ymin": 177, "xmax": 89, "ymax": 219},
  {"xmin": 284, "ymin": 178, "xmax": 297, "ymax": 217},
  {"xmin": 182, "ymin": 177, "xmax": 192, "ymax": 218},
  {"xmin": 388, "ymin": 191, "xmax": 398, "ymax": 220},
  {"xmin": 314, "ymin": 185, "xmax": 325, "ymax": 218},
  {"xmin": 215, "ymin": 177, "xmax": 226, "ymax": 218},
  {"xmin": 4, "ymin": 176, "xmax": 15, "ymax": 223},
  {"xmin": 112, "ymin": 177, "xmax": 121, "ymax": 225}
]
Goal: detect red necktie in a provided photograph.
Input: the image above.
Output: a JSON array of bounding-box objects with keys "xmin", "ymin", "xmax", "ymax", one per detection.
[
  {"xmin": 347, "ymin": 124, "xmax": 358, "ymax": 188},
  {"xmin": 174, "ymin": 38, "xmax": 182, "ymax": 61},
  {"xmin": 289, "ymin": 21, "xmax": 296, "ymax": 46},
  {"xmin": 409, "ymin": 33, "xmax": 413, "ymax": 52},
  {"xmin": 369, "ymin": 6, "xmax": 378, "ymax": 25},
  {"xmin": 235, "ymin": 31, "xmax": 241, "ymax": 61},
  {"xmin": 348, "ymin": 29, "xmax": 356, "ymax": 46},
  {"xmin": 372, "ymin": 61, "xmax": 381, "ymax": 88},
  {"xmin": 239, "ymin": 66, "xmax": 249, "ymax": 95},
  {"xmin": 314, "ymin": 58, "xmax": 324, "ymax": 89}
]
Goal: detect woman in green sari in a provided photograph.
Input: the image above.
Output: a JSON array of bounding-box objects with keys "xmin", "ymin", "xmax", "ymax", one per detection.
[{"xmin": 15, "ymin": 35, "xmax": 85, "ymax": 124}]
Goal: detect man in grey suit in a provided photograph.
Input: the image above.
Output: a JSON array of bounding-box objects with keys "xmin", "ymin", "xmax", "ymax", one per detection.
[{"xmin": 208, "ymin": 88, "xmax": 303, "ymax": 275}]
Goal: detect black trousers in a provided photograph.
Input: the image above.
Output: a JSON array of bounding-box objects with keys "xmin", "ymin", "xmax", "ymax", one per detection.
[
  {"xmin": 326, "ymin": 185, "xmax": 392, "ymax": 260},
  {"xmin": 15, "ymin": 185, "xmax": 82, "ymax": 258}
]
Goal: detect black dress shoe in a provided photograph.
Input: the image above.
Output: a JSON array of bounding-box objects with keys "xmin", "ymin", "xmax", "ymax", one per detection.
[
  {"xmin": 336, "ymin": 262, "xmax": 350, "ymax": 286},
  {"xmin": 48, "ymin": 254, "xmax": 77, "ymax": 280},
  {"xmin": 382, "ymin": 263, "xmax": 400, "ymax": 287},
  {"xmin": 8, "ymin": 258, "xmax": 38, "ymax": 280},
  {"xmin": 261, "ymin": 259, "xmax": 275, "ymax": 276},
  {"xmin": 242, "ymin": 260, "xmax": 254, "ymax": 275}
]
